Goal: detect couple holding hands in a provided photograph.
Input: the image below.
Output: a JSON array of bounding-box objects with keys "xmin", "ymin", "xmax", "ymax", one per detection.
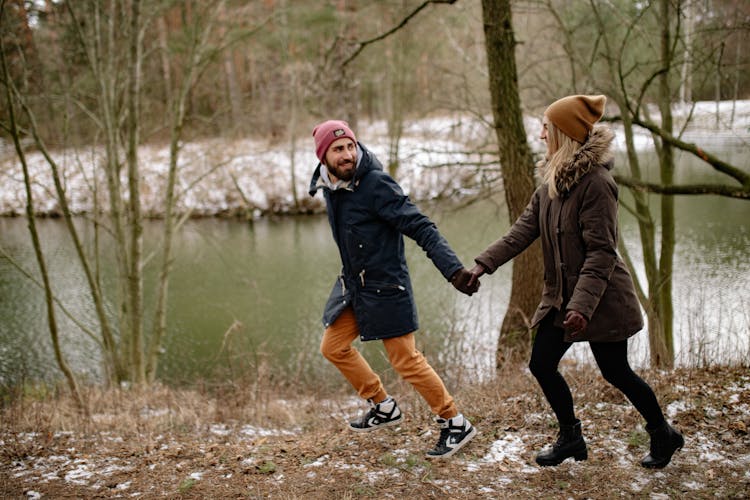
[{"xmin": 308, "ymin": 95, "xmax": 682, "ymax": 468}]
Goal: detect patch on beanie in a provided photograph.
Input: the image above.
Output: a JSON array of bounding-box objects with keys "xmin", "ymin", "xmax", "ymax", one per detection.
[{"xmin": 333, "ymin": 128, "xmax": 345, "ymax": 137}]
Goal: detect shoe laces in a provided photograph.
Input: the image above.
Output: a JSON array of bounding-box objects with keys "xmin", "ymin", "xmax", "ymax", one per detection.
[
  {"xmin": 362, "ymin": 398, "xmax": 394, "ymax": 422},
  {"xmin": 434, "ymin": 427, "xmax": 451, "ymax": 448},
  {"xmin": 435, "ymin": 416, "xmax": 466, "ymax": 444}
]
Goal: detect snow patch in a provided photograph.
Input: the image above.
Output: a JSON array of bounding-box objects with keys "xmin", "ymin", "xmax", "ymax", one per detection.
[
  {"xmin": 64, "ymin": 462, "xmax": 93, "ymax": 485},
  {"xmin": 481, "ymin": 433, "xmax": 538, "ymax": 473},
  {"xmin": 303, "ymin": 455, "xmax": 329, "ymax": 468},
  {"xmin": 239, "ymin": 424, "xmax": 296, "ymax": 438},
  {"xmin": 666, "ymin": 400, "xmax": 692, "ymax": 417}
]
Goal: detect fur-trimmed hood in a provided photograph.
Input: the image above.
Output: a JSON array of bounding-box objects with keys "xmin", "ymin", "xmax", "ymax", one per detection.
[{"xmin": 543, "ymin": 124, "xmax": 615, "ymax": 195}]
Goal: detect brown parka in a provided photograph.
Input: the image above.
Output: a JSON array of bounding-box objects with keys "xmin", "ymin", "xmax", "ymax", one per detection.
[{"xmin": 475, "ymin": 125, "xmax": 643, "ymax": 342}]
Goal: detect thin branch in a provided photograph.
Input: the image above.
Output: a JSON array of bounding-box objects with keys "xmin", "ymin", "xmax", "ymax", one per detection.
[
  {"xmin": 0, "ymin": 245, "xmax": 103, "ymax": 348},
  {"xmin": 415, "ymin": 160, "xmax": 501, "ymax": 169},
  {"xmin": 630, "ymin": 116, "xmax": 750, "ymax": 185},
  {"xmin": 614, "ymin": 175, "xmax": 750, "ymax": 199},
  {"xmin": 341, "ymin": 0, "xmax": 458, "ymax": 67},
  {"xmin": 618, "ymin": 198, "xmax": 652, "ymax": 225},
  {"xmin": 10, "ymin": 81, "xmax": 119, "ymax": 372},
  {"xmin": 617, "ymin": 237, "xmax": 649, "ymax": 310},
  {"xmin": 177, "ymin": 157, "xmax": 235, "ymax": 200}
]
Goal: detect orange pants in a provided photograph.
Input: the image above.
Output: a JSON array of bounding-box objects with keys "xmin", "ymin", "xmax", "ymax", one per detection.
[{"xmin": 320, "ymin": 307, "xmax": 457, "ymax": 419}]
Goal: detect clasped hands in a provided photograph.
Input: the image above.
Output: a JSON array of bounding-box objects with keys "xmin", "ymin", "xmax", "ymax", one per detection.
[
  {"xmin": 450, "ymin": 263, "xmax": 487, "ymax": 296},
  {"xmin": 451, "ymin": 264, "xmax": 589, "ymax": 336}
]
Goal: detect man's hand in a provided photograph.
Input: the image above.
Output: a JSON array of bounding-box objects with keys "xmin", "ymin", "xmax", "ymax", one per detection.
[
  {"xmin": 563, "ymin": 310, "xmax": 588, "ymax": 337},
  {"xmin": 451, "ymin": 268, "xmax": 480, "ymax": 296},
  {"xmin": 466, "ymin": 263, "xmax": 486, "ymax": 290}
]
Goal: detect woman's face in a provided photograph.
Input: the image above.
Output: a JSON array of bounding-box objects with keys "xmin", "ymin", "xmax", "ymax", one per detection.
[{"xmin": 540, "ymin": 115, "xmax": 557, "ymax": 156}]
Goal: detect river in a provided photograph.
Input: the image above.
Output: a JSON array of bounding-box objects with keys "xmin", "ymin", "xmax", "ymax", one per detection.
[{"xmin": 0, "ymin": 148, "xmax": 748, "ymax": 389}]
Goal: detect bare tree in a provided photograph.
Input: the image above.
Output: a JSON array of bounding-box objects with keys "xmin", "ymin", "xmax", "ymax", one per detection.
[
  {"xmin": 1, "ymin": 0, "xmax": 248, "ymax": 386},
  {"xmin": 0, "ymin": 1, "xmax": 86, "ymax": 412},
  {"xmin": 547, "ymin": 0, "xmax": 750, "ymax": 368},
  {"xmin": 147, "ymin": 0, "xmax": 229, "ymax": 382},
  {"xmin": 481, "ymin": 0, "xmax": 544, "ymax": 364}
]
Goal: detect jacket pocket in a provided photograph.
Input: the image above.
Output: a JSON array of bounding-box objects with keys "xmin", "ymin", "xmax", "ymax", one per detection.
[{"xmin": 356, "ymin": 280, "xmax": 416, "ymax": 338}]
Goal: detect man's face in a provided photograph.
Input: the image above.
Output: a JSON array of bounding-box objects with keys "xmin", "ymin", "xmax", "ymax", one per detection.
[{"xmin": 324, "ymin": 137, "xmax": 357, "ymax": 181}]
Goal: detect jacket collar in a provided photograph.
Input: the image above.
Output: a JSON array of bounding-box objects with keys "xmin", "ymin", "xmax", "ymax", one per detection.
[{"xmin": 552, "ymin": 125, "xmax": 615, "ymax": 195}]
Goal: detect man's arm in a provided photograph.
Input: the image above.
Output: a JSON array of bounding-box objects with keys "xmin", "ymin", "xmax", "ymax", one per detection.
[{"xmin": 370, "ymin": 171, "xmax": 463, "ymax": 282}]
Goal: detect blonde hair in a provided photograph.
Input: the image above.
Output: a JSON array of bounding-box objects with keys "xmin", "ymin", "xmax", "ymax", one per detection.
[{"xmin": 541, "ymin": 118, "xmax": 582, "ymax": 198}]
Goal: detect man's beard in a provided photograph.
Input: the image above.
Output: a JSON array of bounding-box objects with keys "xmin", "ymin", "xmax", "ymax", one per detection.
[{"xmin": 329, "ymin": 160, "xmax": 356, "ymax": 181}]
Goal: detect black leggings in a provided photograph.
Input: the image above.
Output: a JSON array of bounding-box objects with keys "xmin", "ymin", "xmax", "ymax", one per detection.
[{"xmin": 529, "ymin": 313, "xmax": 665, "ymax": 428}]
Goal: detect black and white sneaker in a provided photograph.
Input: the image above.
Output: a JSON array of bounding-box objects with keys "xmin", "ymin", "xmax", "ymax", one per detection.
[
  {"xmin": 349, "ymin": 397, "xmax": 403, "ymax": 432},
  {"xmin": 425, "ymin": 414, "xmax": 477, "ymax": 459}
]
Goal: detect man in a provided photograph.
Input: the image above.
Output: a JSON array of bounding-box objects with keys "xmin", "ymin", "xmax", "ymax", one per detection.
[{"xmin": 308, "ymin": 120, "xmax": 478, "ymax": 459}]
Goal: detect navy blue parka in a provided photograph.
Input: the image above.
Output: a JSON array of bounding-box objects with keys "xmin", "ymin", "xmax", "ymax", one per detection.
[{"xmin": 309, "ymin": 143, "xmax": 463, "ymax": 341}]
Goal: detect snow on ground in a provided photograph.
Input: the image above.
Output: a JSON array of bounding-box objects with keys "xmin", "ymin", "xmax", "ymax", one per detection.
[
  {"xmin": 4, "ymin": 369, "xmax": 750, "ymax": 498},
  {"xmin": 1, "ymin": 101, "xmax": 747, "ymax": 217}
]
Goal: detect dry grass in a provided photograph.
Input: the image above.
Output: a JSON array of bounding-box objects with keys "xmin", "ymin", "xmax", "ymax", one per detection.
[{"xmin": 2, "ymin": 363, "xmax": 749, "ymax": 499}]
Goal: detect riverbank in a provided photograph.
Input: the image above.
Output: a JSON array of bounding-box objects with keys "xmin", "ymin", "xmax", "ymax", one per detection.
[
  {"xmin": 2, "ymin": 363, "xmax": 748, "ymax": 498},
  {"xmin": 1, "ymin": 100, "xmax": 748, "ymax": 218}
]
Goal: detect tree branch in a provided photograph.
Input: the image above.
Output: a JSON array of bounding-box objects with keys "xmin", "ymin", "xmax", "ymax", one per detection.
[
  {"xmin": 630, "ymin": 116, "xmax": 750, "ymax": 186},
  {"xmin": 614, "ymin": 175, "xmax": 750, "ymax": 199},
  {"xmin": 341, "ymin": 0, "xmax": 458, "ymax": 67}
]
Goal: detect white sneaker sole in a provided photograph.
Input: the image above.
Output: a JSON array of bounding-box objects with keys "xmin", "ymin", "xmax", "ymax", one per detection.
[{"xmin": 348, "ymin": 415, "xmax": 403, "ymax": 433}]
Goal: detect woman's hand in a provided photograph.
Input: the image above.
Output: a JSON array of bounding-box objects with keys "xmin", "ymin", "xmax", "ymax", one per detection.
[
  {"xmin": 563, "ymin": 310, "xmax": 588, "ymax": 337},
  {"xmin": 467, "ymin": 263, "xmax": 487, "ymax": 290}
]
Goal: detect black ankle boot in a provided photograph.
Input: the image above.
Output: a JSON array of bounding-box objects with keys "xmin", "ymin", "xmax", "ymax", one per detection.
[
  {"xmin": 640, "ymin": 421, "xmax": 684, "ymax": 468},
  {"xmin": 535, "ymin": 419, "xmax": 588, "ymax": 466}
]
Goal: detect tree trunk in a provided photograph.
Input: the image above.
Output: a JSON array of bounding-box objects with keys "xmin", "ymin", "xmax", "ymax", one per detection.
[
  {"xmin": 219, "ymin": 2, "xmax": 242, "ymax": 133},
  {"xmin": 679, "ymin": 0, "xmax": 693, "ymax": 104},
  {"xmin": 481, "ymin": 0, "xmax": 544, "ymax": 366},
  {"xmin": 653, "ymin": 0, "xmax": 676, "ymax": 368},
  {"xmin": 279, "ymin": 0, "xmax": 300, "ymax": 211},
  {"xmin": 384, "ymin": 25, "xmax": 406, "ymax": 180},
  {"xmin": 157, "ymin": 16, "xmax": 173, "ymax": 106},
  {"xmin": 588, "ymin": 0, "xmax": 676, "ymax": 369},
  {"xmin": 125, "ymin": 0, "xmax": 145, "ymax": 383}
]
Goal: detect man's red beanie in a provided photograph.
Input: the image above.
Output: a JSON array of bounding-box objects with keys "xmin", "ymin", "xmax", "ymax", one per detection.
[{"xmin": 312, "ymin": 120, "xmax": 357, "ymax": 162}]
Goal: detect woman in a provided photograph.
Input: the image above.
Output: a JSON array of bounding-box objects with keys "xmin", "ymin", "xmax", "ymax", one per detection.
[{"xmin": 467, "ymin": 95, "xmax": 683, "ymax": 468}]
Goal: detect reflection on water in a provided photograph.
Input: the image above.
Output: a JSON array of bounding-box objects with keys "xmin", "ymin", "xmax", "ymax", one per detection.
[{"xmin": 1, "ymin": 148, "xmax": 748, "ymax": 388}]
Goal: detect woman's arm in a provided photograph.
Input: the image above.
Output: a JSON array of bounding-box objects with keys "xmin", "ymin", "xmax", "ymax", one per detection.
[{"xmin": 474, "ymin": 186, "xmax": 543, "ymax": 275}]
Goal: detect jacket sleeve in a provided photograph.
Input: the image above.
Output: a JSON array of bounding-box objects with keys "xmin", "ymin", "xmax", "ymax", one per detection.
[
  {"xmin": 370, "ymin": 172, "xmax": 463, "ymax": 281},
  {"xmin": 566, "ymin": 171, "xmax": 619, "ymax": 319},
  {"xmin": 474, "ymin": 187, "xmax": 542, "ymax": 273}
]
